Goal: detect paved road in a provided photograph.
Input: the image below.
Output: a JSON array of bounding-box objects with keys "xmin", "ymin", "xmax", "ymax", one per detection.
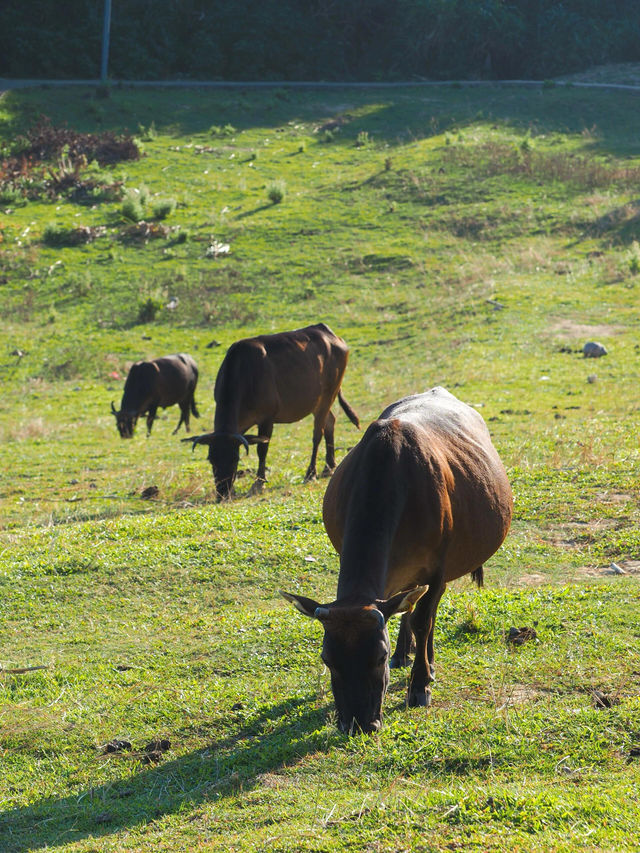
[{"xmin": 2, "ymin": 78, "xmax": 640, "ymax": 93}]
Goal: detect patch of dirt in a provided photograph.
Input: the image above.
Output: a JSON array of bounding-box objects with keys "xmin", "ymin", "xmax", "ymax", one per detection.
[
  {"xmin": 505, "ymin": 626, "xmax": 538, "ymax": 645},
  {"xmin": 256, "ymin": 772, "xmax": 287, "ymax": 790},
  {"xmin": 497, "ymin": 683, "xmax": 541, "ymax": 708},
  {"xmin": 571, "ymin": 560, "xmax": 640, "ymax": 579},
  {"xmin": 549, "ymin": 319, "xmax": 625, "ymax": 339},
  {"xmin": 595, "ymin": 491, "xmax": 633, "ymax": 505},
  {"xmin": 517, "ymin": 573, "xmax": 549, "ymax": 586},
  {"xmin": 544, "ymin": 519, "xmax": 623, "ymax": 550}
]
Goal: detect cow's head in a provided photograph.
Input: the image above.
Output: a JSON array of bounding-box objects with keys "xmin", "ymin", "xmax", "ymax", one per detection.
[
  {"xmin": 111, "ymin": 402, "xmax": 137, "ymax": 439},
  {"xmin": 280, "ymin": 586, "xmax": 427, "ymax": 734},
  {"xmin": 182, "ymin": 431, "xmax": 268, "ymax": 500}
]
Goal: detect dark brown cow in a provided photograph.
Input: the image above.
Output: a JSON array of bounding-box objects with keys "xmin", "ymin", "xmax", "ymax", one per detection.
[
  {"xmin": 183, "ymin": 323, "xmax": 360, "ymax": 500},
  {"xmin": 111, "ymin": 353, "xmax": 199, "ymax": 438},
  {"xmin": 281, "ymin": 387, "xmax": 512, "ymax": 734}
]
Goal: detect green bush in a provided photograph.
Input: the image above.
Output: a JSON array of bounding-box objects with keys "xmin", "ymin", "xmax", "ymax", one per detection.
[
  {"xmin": 121, "ymin": 186, "xmax": 149, "ymax": 223},
  {"xmin": 136, "ymin": 295, "xmax": 164, "ymax": 324},
  {"xmin": 153, "ymin": 198, "xmax": 177, "ymax": 220},
  {"xmin": 267, "ymin": 180, "xmax": 286, "ymax": 205}
]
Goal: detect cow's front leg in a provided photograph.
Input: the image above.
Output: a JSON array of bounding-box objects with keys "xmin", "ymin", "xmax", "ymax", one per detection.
[
  {"xmin": 390, "ymin": 612, "xmax": 415, "ymax": 668},
  {"xmin": 146, "ymin": 406, "xmax": 158, "ymax": 435},
  {"xmin": 407, "ymin": 578, "xmax": 445, "ymax": 708},
  {"xmin": 250, "ymin": 421, "xmax": 272, "ymax": 494}
]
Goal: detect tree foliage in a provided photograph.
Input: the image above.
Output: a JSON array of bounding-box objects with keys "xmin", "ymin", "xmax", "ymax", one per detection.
[{"xmin": 1, "ymin": 1, "xmax": 639, "ymax": 81}]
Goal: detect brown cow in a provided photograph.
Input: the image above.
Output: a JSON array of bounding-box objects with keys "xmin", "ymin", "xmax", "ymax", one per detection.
[
  {"xmin": 281, "ymin": 387, "xmax": 512, "ymax": 734},
  {"xmin": 111, "ymin": 353, "xmax": 199, "ymax": 438},
  {"xmin": 183, "ymin": 323, "xmax": 360, "ymax": 500}
]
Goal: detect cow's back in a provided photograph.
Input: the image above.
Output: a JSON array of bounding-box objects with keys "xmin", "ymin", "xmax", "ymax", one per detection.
[
  {"xmin": 215, "ymin": 324, "xmax": 349, "ymax": 428},
  {"xmin": 323, "ymin": 387, "xmax": 512, "ymax": 597}
]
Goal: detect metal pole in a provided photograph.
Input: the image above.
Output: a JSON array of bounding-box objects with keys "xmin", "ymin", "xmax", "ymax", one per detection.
[{"xmin": 100, "ymin": 0, "xmax": 112, "ymax": 83}]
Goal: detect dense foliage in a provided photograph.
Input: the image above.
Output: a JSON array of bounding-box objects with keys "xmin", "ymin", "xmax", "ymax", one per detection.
[{"xmin": 2, "ymin": 0, "xmax": 640, "ymax": 81}]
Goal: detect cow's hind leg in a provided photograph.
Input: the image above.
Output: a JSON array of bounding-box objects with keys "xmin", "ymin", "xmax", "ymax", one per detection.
[
  {"xmin": 390, "ymin": 613, "xmax": 415, "ymax": 669},
  {"xmin": 407, "ymin": 577, "xmax": 446, "ymax": 708},
  {"xmin": 304, "ymin": 411, "xmax": 327, "ymax": 482},
  {"xmin": 320, "ymin": 410, "xmax": 336, "ymax": 477}
]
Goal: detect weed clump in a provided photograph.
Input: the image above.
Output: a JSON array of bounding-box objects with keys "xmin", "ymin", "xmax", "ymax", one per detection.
[
  {"xmin": 136, "ymin": 295, "xmax": 164, "ymax": 324},
  {"xmin": 209, "ymin": 124, "xmax": 236, "ymax": 138},
  {"xmin": 43, "ymin": 223, "xmax": 106, "ymax": 247},
  {"xmin": 121, "ymin": 186, "xmax": 150, "ymax": 222},
  {"xmin": 267, "ymin": 180, "xmax": 286, "ymax": 205},
  {"xmin": 153, "ymin": 198, "xmax": 177, "ymax": 220}
]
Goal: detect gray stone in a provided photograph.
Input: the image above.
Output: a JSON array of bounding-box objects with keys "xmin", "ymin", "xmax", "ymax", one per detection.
[{"xmin": 583, "ymin": 341, "xmax": 608, "ymax": 358}]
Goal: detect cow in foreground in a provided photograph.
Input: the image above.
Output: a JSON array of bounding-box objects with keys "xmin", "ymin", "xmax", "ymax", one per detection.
[
  {"xmin": 183, "ymin": 323, "xmax": 360, "ymax": 500},
  {"xmin": 111, "ymin": 353, "xmax": 199, "ymax": 438},
  {"xmin": 281, "ymin": 387, "xmax": 512, "ymax": 734}
]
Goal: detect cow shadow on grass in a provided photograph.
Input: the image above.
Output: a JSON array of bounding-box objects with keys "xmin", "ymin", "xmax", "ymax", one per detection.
[{"xmin": 0, "ymin": 696, "xmax": 334, "ymax": 853}]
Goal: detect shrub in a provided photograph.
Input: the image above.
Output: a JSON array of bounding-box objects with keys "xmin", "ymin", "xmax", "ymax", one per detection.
[
  {"xmin": 153, "ymin": 198, "xmax": 177, "ymax": 220},
  {"xmin": 136, "ymin": 296, "xmax": 164, "ymax": 324},
  {"xmin": 356, "ymin": 131, "xmax": 371, "ymax": 148},
  {"xmin": 137, "ymin": 121, "xmax": 157, "ymax": 141},
  {"xmin": 209, "ymin": 124, "xmax": 236, "ymax": 138},
  {"xmin": 121, "ymin": 186, "xmax": 149, "ymax": 222},
  {"xmin": 174, "ymin": 229, "xmax": 190, "ymax": 244},
  {"xmin": 0, "ymin": 186, "xmax": 22, "ymax": 205},
  {"xmin": 267, "ymin": 180, "xmax": 286, "ymax": 205},
  {"xmin": 121, "ymin": 196, "xmax": 145, "ymax": 222},
  {"xmin": 43, "ymin": 223, "xmax": 107, "ymax": 247},
  {"xmin": 43, "ymin": 223, "xmax": 73, "ymax": 247}
]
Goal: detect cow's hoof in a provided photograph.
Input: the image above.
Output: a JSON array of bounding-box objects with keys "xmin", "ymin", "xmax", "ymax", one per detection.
[
  {"xmin": 407, "ymin": 687, "xmax": 432, "ymax": 708},
  {"xmin": 249, "ymin": 478, "xmax": 266, "ymax": 496},
  {"xmin": 320, "ymin": 465, "xmax": 335, "ymax": 478},
  {"xmin": 303, "ymin": 470, "xmax": 317, "ymax": 483},
  {"xmin": 389, "ymin": 654, "xmax": 412, "ymax": 669}
]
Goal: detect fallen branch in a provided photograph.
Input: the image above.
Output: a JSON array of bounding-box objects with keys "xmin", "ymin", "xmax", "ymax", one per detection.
[{"xmin": 0, "ymin": 665, "xmax": 48, "ymax": 674}]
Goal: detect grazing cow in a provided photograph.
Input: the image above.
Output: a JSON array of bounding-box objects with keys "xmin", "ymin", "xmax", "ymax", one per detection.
[
  {"xmin": 281, "ymin": 387, "xmax": 512, "ymax": 734},
  {"xmin": 183, "ymin": 323, "xmax": 360, "ymax": 500},
  {"xmin": 111, "ymin": 353, "xmax": 199, "ymax": 438}
]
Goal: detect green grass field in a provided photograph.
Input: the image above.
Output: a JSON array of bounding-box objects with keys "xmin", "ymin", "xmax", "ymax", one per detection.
[{"xmin": 1, "ymin": 80, "xmax": 639, "ymax": 852}]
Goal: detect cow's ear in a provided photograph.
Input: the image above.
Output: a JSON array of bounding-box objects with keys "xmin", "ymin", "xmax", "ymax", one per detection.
[
  {"xmin": 279, "ymin": 590, "xmax": 323, "ymax": 619},
  {"xmin": 244, "ymin": 434, "xmax": 270, "ymax": 445},
  {"xmin": 377, "ymin": 585, "xmax": 428, "ymax": 622}
]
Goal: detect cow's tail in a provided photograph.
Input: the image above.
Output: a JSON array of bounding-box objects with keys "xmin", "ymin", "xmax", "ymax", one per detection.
[
  {"xmin": 191, "ymin": 397, "xmax": 200, "ymax": 419},
  {"xmin": 471, "ymin": 566, "xmax": 484, "ymax": 588},
  {"xmin": 338, "ymin": 390, "xmax": 360, "ymax": 429}
]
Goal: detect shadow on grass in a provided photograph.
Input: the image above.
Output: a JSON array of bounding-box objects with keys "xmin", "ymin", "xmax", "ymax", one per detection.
[
  {"xmin": 0, "ymin": 696, "xmax": 334, "ymax": 853},
  {"xmin": 235, "ymin": 203, "xmax": 274, "ymax": 219},
  {"xmin": 5, "ymin": 84, "xmax": 640, "ymax": 158}
]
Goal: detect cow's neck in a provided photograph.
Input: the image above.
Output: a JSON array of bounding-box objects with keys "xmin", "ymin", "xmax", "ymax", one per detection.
[{"xmin": 336, "ymin": 476, "xmax": 407, "ymax": 604}]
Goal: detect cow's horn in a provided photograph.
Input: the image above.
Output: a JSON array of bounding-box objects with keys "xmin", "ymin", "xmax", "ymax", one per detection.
[
  {"xmin": 373, "ymin": 609, "xmax": 385, "ymax": 629},
  {"xmin": 314, "ymin": 607, "xmax": 330, "ymax": 620},
  {"xmin": 232, "ymin": 433, "xmax": 250, "ymax": 454},
  {"xmin": 181, "ymin": 433, "xmax": 214, "ymax": 451}
]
